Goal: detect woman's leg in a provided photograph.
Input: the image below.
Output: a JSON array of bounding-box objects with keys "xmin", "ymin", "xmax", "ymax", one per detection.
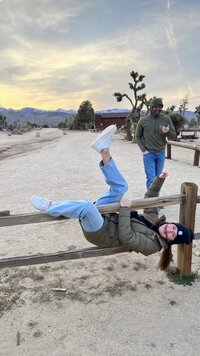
[
  {"xmin": 31, "ymin": 196, "xmax": 104, "ymax": 233},
  {"xmin": 95, "ymin": 149, "xmax": 128, "ymax": 206}
]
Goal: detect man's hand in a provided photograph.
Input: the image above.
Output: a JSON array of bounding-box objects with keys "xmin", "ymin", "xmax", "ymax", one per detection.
[
  {"xmin": 162, "ymin": 124, "xmax": 169, "ymax": 134},
  {"xmin": 143, "ymin": 151, "xmax": 149, "ymax": 155},
  {"xmin": 120, "ymin": 198, "xmax": 132, "ymax": 208}
]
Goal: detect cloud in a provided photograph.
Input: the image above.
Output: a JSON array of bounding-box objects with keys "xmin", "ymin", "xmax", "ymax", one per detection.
[{"xmin": 0, "ymin": 0, "xmax": 200, "ymax": 110}]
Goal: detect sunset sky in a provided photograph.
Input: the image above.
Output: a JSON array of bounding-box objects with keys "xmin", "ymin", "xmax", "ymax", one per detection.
[{"xmin": 1, "ymin": 0, "xmax": 200, "ymax": 112}]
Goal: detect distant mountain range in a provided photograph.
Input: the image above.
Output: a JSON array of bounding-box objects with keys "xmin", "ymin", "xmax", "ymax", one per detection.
[
  {"xmin": 95, "ymin": 108, "xmax": 131, "ymax": 114},
  {"xmin": 0, "ymin": 107, "xmax": 197, "ymax": 126},
  {"xmin": 0, "ymin": 107, "xmax": 77, "ymax": 126},
  {"xmin": 174, "ymin": 110, "xmax": 198, "ymax": 121},
  {"xmin": 97, "ymin": 109, "xmax": 197, "ymax": 121}
]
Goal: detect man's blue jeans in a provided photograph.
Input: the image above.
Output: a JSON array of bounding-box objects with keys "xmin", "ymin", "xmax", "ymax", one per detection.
[
  {"xmin": 46, "ymin": 159, "xmax": 128, "ymax": 232},
  {"xmin": 143, "ymin": 152, "xmax": 165, "ymax": 189}
]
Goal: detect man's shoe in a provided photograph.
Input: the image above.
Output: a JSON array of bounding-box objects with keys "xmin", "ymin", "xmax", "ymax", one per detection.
[
  {"xmin": 90, "ymin": 125, "xmax": 117, "ymax": 152},
  {"xmin": 31, "ymin": 195, "xmax": 52, "ymax": 212}
]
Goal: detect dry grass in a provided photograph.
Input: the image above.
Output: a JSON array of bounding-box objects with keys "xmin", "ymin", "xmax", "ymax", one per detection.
[
  {"xmin": 1, "ymin": 256, "xmax": 197, "ymax": 319},
  {"xmin": 0, "ymin": 260, "xmax": 142, "ymax": 315}
]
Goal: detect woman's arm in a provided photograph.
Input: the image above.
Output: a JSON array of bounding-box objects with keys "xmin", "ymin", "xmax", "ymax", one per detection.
[{"xmin": 118, "ymin": 205, "xmax": 162, "ymax": 256}]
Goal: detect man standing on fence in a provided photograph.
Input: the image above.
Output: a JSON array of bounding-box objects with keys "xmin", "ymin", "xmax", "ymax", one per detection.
[{"xmin": 136, "ymin": 97, "xmax": 176, "ymax": 189}]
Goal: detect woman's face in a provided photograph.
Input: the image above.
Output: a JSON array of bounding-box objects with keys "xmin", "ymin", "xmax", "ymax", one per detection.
[{"xmin": 158, "ymin": 223, "xmax": 178, "ymax": 242}]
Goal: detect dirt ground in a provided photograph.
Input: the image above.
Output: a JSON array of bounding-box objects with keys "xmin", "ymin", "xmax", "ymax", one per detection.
[{"xmin": 0, "ymin": 128, "xmax": 200, "ymax": 356}]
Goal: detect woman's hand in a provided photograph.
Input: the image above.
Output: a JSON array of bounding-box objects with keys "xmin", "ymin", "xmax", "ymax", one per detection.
[
  {"xmin": 159, "ymin": 169, "xmax": 168, "ymax": 179},
  {"xmin": 120, "ymin": 198, "xmax": 132, "ymax": 208}
]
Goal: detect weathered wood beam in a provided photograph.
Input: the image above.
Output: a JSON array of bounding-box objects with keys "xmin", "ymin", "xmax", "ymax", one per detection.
[
  {"xmin": 0, "ymin": 210, "xmax": 10, "ymax": 216},
  {"xmin": 195, "ymin": 232, "xmax": 200, "ymax": 240},
  {"xmin": 177, "ymin": 182, "xmax": 198, "ymax": 276},
  {"xmin": 193, "ymin": 150, "xmax": 200, "ymax": 166},
  {"xmin": 167, "ymin": 140, "xmax": 200, "ymax": 151},
  {"xmin": 0, "ymin": 232, "xmax": 199, "ymax": 269},
  {"xmin": 0, "ymin": 194, "xmax": 185, "ymax": 227},
  {"xmin": 167, "ymin": 141, "xmax": 200, "ymax": 166},
  {"xmin": 0, "ymin": 246, "xmax": 131, "ymax": 269}
]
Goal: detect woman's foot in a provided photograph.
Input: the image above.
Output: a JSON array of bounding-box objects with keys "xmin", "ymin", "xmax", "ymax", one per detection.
[
  {"xmin": 90, "ymin": 125, "xmax": 117, "ymax": 152},
  {"xmin": 31, "ymin": 195, "xmax": 53, "ymax": 212}
]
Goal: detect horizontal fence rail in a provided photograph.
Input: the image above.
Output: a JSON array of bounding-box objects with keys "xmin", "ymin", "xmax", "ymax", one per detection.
[
  {"xmin": 0, "ymin": 194, "xmax": 185, "ymax": 227},
  {"xmin": 0, "ymin": 246, "xmax": 131, "ymax": 269},
  {"xmin": 168, "ymin": 140, "xmax": 200, "ymax": 151},
  {"xmin": 0, "ymin": 188, "xmax": 199, "ymax": 275},
  {"xmin": 167, "ymin": 140, "xmax": 200, "ymax": 166}
]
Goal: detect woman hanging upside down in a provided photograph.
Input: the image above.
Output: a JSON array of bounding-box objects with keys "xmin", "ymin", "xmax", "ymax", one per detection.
[{"xmin": 31, "ymin": 125, "xmax": 194, "ymax": 271}]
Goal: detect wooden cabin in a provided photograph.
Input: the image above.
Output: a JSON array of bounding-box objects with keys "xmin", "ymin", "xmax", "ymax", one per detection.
[{"xmin": 94, "ymin": 111, "xmax": 130, "ymax": 130}]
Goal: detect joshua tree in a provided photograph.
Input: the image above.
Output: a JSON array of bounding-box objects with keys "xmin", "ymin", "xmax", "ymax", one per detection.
[
  {"xmin": 195, "ymin": 105, "xmax": 200, "ymax": 127},
  {"xmin": 179, "ymin": 94, "xmax": 188, "ymax": 119},
  {"xmin": 113, "ymin": 70, "xmax": 148, "ymax": 140},
  {"xmin": 165, "ymin": 106, "xmax": 185, "ymax": 135},
  {"xmin": 0, "ymin": 114, "xmax": 7, "ymax": 130}
]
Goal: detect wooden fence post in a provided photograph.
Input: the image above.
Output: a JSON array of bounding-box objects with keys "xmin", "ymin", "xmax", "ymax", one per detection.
[
  {"xmin": 0, "ymin": 210, "xmax": 10, "ymax": 216},
  {"xmin": 193, "ymin": 149, "xmax": 200, "ymax": 166},
  {"xmin": 166, "ymin": 143, "xmax": 171, "ymax": 159},
  {"xmin": 177, "ymin": 182, "xmax": 198, "ymax": 275}
]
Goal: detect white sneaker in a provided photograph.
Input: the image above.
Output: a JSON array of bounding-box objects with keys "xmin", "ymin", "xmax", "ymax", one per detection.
[
  {"xmin": 90, "ymin": 125, "xmax": 117, "ymax": 152},
  {"xmin": 31, "ymin": 195, "xmax": 52, "ymax": 212}
]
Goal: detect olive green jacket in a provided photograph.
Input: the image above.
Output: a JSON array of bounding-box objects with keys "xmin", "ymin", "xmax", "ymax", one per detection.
[{"xmin": 82, "ymin": 176, "xmax": 168, "ymax": 256}]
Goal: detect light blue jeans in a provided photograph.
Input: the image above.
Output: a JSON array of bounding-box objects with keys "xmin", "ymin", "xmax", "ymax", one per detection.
[
  {"xmin": 143, "ymin": 151, "xmax": 165, "ymax": 189},
  {"xmin": 46, "ymin": 159, "xmax": 128, "ymax": 232}
]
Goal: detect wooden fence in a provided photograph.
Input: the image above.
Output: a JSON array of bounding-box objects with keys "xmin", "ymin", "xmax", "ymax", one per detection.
[
  {"xmin": 0, "ymin": 182, "xmax": 199, "ymax": 276},
  {"xmin": 167, "ymin": 140, "xmax": 200, "ymax": 166}
]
